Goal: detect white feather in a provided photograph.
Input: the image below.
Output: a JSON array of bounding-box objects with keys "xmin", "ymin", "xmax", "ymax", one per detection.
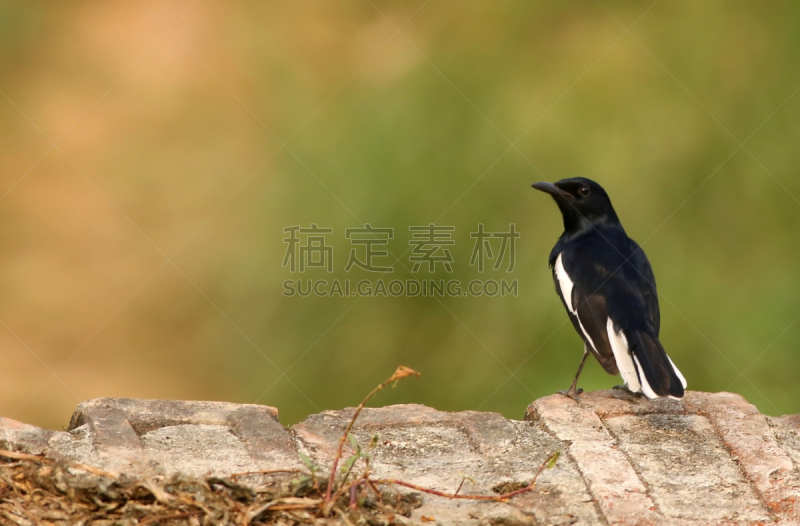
[
  {"xmin": 555, "ymin": 254, "xmax": 598, "ymax": 353},
  {"xmin": 554, "ymin": 254, "xmax": 574, "ymax": 314},
  {"xmin": 606, "ymin": 318, "xmax": 641, "ymax": 392},
  {"xmin": 668, "ymin": 355, "xmax": 687, "ymax": 389},
  {"xmin": 633, "ymin": 354, "xmax": 658, "ymax": 400}
]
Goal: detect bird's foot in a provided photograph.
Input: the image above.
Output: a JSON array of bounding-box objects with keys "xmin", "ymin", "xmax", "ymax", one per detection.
[
  {"xmin": 557, "ymin": 387, "xmax": 584, "ymax": 402},
  {"xmin": 612, "ymin": 384, "xmax": 645, "ymax": 398}
]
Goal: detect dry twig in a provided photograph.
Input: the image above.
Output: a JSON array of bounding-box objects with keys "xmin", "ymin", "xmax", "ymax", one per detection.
[{"xmin": 323, "ymin": 365, "xmax": 420, "ymax": 511}]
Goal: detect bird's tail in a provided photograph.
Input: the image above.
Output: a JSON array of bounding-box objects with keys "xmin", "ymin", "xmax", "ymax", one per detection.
[{"xmin": 629, "ymin": 330, "xmax": 687, "ymax": 399}]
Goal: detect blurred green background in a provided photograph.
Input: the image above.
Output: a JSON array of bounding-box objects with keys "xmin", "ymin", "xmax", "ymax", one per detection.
[{"xmin": 1, "ymin": 1, "xmax": 799, "ymax": 430}]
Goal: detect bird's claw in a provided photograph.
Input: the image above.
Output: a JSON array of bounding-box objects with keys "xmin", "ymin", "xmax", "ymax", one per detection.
[
  {"xmin": 557, "ymin": 387, "xmax": 583, "ymax": 402},
  {"xmin": 612, "ymin": 385, "xmax": 645, "ymax": 398}
]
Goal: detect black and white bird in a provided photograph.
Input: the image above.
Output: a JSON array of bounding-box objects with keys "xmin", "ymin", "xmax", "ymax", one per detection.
[{"xmin": 532, "ymin": 177, "xmax": 686, "ymax": 400}]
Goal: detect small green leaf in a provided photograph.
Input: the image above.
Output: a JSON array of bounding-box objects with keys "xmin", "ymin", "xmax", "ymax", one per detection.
[
  {"xmin": 546, "ymin": 451, "xmax": 560, "ymax": 469},
  {"xmin": 298, "ymin": 451, "xmax": 316, "ymax": 472},
  {"xmin": 348, "ymin": 433, "xmax": 361, "ymax": 454},
  {"xmin": 341, "ymin": 453, "xmax": 358, "ymax": 473},
  {"xmin": 291, "ymin": 474, "xmax": 312, "ymax": 487}
]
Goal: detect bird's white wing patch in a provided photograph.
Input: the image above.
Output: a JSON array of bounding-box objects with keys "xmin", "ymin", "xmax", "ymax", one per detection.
[
  {"xmin": 668, "ymin": 355, "xmax": 687, "ymax": 389},
  {"xmin": 554, "ymin": 254, "xmax": 574, "ymax": 314},
  {"xmin": 606, "ymin": 318, "xmax": 641, "ymax": 392},
  {"xmin": 555, "ymin": 254, "xmax": 598, "ymax": 353}
]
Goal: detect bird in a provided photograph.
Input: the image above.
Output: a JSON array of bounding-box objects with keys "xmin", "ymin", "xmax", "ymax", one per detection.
[{"xmin": 532, "ymin": 177, "xmax": 686, "ymax": 400}]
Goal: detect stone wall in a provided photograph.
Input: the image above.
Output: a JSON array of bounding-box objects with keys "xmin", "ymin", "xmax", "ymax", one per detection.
[{"xmin": 2, "ymin": 390, "xmax": 799, "ymax": 525}]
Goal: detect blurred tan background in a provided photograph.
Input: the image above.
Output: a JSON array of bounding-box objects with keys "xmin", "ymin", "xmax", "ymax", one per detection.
[{"xmin": 1, "ymin": 1, "xmax": 799, "ymax": 430}]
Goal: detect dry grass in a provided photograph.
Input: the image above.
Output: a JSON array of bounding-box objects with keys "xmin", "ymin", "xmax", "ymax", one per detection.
[{"xmin": 0, "ymin": 454, "xmax": 420, "ymax": 526}]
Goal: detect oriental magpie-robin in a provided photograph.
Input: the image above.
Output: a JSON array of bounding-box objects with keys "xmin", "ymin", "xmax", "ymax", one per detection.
[{"xmin": 532, "ymin": 177, "xmax": 686, "ymax": 400}]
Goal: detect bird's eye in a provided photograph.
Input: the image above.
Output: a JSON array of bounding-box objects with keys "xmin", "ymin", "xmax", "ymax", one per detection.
[{"xmin": 578, "ymin": 186, "xmax": 591, "ymax": 197}]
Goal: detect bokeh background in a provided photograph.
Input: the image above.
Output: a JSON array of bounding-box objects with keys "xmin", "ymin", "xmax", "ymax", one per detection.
[{"xmin": 1, "ymin": 1, "xmax": 799, "ymax": 430}]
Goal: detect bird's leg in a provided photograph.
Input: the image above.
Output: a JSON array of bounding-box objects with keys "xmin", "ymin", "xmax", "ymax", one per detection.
[{"xmin": 558, "ymin": 347, "xmax": 589, "ymax": 401}]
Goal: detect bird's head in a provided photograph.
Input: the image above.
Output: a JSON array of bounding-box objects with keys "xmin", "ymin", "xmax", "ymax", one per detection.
[{"xmin": 532, "ymin": 177, "xmax": 620, "ymax": 233}]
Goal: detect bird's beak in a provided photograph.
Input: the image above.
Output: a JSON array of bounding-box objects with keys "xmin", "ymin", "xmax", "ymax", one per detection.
[{"xmin": 531, "ymin": 182, "xmax": 572, "ymax": 199}]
